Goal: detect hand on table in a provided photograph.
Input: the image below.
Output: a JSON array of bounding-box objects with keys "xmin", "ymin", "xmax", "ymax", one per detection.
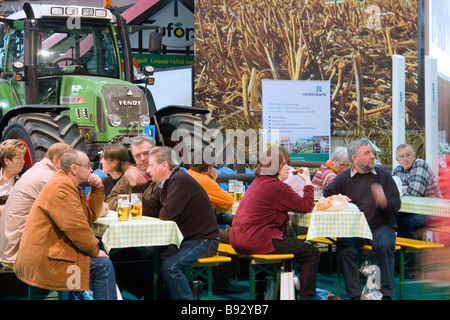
[{"xmin": 99, "ymin": 202, "xmax": 109, "ymax": 217}]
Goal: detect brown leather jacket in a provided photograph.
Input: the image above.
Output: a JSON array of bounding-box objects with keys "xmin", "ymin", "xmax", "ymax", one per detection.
[{"xmin": 14, "ymin": 170, "xmax": 104, "ymax": 292}]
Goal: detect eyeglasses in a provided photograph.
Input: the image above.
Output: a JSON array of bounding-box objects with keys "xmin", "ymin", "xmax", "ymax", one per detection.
[
  {"xmin": 397, "ymin": 153, "xmax": 413, "ymax": 159},
  {"xmin": 74, "ymin": 163, "xmax": 92, "ymax": 170},
  {"xmin": 133, "ymin": 150, "xmax": 150, "ymax": 160}
]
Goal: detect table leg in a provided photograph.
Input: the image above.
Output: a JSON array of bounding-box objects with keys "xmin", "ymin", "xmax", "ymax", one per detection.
[{"xmin": 152, "ymin": 248, "xmax": 159, "ymax": 300}]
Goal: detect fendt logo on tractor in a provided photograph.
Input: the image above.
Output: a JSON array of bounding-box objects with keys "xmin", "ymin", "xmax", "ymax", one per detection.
[{"xmin": 0, "ymin": 3, "xmax": 231, "ymax": 170}]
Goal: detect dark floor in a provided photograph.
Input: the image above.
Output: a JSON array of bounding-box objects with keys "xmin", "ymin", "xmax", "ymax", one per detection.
[{"xmin": 117, "ymin": 272, "xmax": 450, "ymax": 301}]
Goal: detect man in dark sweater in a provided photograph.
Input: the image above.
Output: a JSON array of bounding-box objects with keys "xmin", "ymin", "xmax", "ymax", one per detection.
[
  {"xmin": 324, "ymin": 138, "xmax": 401, "ymax": 300},
  {"xmin": 143, "ymin": 147, "xmax": 220, "ymax": 300}
]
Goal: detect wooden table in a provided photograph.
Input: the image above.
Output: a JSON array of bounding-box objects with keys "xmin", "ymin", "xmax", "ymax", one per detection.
[
  {"xmin": 400, "ymin": 196, "xmax": 450, "ymax": 217},
  {"xmin": 291, "ymin": 210, "xmax": 373, "ymax": 241},
  {"xmin": 93, "ymin": 211, "xmax": 183, "ymax": 253},
  {"xmin": 93, "ymin": 211, "xmax": 184, "ymax": 299}
]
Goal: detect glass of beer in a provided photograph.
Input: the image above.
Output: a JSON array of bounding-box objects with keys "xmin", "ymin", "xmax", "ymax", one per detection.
[
  {"xmin": 131, "ymin": 193, "xmax": 143, "ymax": 220},
  {"xmin": 117, "ymin": 194, "xmax": 130, "ymax": 221},
  {"xmin": 314, "ymin": 186, "xmax": 323, "ymax": 200},
  {"xmin": 234, "ymin": 182, "xmax": 245, "ymax": 202},
  {"xmin": 228, "ymin": 179, "xmax": 237, "ymax": 201}
]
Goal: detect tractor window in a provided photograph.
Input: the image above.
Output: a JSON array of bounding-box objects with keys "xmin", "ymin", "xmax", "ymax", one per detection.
[
  {"xmin": 4, "ymin": 29, "xmax": 24, "ymax": 73},
  {"xmin": 35, "ymin": 21, "xmax": 119, "ymax": 78}
]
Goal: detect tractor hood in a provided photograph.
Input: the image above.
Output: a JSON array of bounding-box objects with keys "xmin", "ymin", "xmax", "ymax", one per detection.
[{"xmin": 59, "ymin": 76, "xmax": 149, "ymax": 130}]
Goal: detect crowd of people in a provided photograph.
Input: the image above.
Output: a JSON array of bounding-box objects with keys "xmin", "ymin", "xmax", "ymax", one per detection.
[{"xmin": 0, "ymin": 136, "xmax": 446, "ymax": 300}]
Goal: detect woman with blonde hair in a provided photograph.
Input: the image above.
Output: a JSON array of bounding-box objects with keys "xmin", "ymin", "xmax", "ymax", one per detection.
[{"xmin": 0, "ymin": 139, "xmax": 27, "ymax": 215}]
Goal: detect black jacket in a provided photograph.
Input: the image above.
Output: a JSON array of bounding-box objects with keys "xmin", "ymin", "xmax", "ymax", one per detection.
[{"xmin": 143, "ymin": 167, "xmax": 220, "ymax": 240}]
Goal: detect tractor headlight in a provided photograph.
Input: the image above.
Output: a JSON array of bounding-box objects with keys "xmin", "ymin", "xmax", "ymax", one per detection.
[
  {"xmin": 140, "ymin": 115, "xmax": 150, "ymax": 126},
  {"xmin": 107, "ymin": 114, "xmax": 121, "ymax": 127}
]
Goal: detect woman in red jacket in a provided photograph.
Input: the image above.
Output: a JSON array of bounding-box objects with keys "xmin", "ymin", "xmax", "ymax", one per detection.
[{"xmin": 230, "ymin": 148, "xmax": 320, "ymax": 300}]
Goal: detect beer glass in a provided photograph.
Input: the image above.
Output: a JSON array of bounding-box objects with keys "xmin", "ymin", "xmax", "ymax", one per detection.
[
  {"xmin": 234, "ymin": 181, "xmax": 245, "ymax": 202},
  {"xmin": 228, "ymin": 179, "xmax": 238, "ymax": 200},
  {"xmin": 118, "ymin": 194, "xmax": 130, "ymax": 221},
  {"xmin": 314, "ymin": 186, "xmax": 323, "ymax": 200},
  {"xmin": 131, "ymin": 193, "xmax": 143, "ymax": 220}
]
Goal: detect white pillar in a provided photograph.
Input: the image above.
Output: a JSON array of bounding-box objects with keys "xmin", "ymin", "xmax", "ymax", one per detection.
[
  {"xmin": 392, "ymin": 55, "xmax": 406, "ymax": 169},
  {"xmin": 425, "ymin": 56, "xmax": 439, "ymax": 178}
]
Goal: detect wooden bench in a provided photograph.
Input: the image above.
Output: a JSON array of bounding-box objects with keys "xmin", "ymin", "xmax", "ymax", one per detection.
[
  {"xmin": 297, "ymin": 235, "xmax": 402, "ymax": 297},
  {"xmin": 186, "ymin": 255, "xmax": 232, "ymax": 300},
  {"xmin": 218, "ymin": 243, "xmax": 294, "ymax": 300},
  {"xmin": 298, "ymin": 235, "xmax": 444, "ymax": 299},
  {"xmin": 395, "ymin": 237, "xmax": 444, "ymax": 300}
]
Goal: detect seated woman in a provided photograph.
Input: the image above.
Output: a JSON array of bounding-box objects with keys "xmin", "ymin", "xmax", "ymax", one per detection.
[
  {"xmin": 312, "ymin": 146, "xmax": 350, "ymax": 188},
  {"xmin": 0, "ymin": 139, "xmax": 27, "ymax": 216},
  {"xmin": 230, "ymin": 147, "xmax": 320, "ymax": 300},
  {"xmin": 100, "ymin": 144, "xmax": 130, "ymax": 198},
  {"xmin": 99, "ymin": 144, "xmax": 130, "ymax": 216}
]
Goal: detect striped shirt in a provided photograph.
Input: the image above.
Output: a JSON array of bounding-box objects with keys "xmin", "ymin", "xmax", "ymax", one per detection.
[
  {"xmin": 312, "ymin": 161, "xmax": 337, "ymax": 188},
  {"xmin": 392, "ymin": 159, "xmax": 442, "ymax": 198}
]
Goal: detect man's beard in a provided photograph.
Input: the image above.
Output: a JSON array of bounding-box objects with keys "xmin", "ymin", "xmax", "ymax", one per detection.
[{"xmin": 358, "ymin": 161, "xmax": 375, "ymax": 172}]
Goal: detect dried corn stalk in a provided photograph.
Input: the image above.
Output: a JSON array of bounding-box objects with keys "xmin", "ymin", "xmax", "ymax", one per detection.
[{"xmin": 194, "ymin": 0, "xmax": 419, "ymax": 135}]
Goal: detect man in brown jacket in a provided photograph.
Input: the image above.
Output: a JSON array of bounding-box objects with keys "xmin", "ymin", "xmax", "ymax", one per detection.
[{"xmin": 14, "ymin": 149, "xmax": 117, "ymax": 300}]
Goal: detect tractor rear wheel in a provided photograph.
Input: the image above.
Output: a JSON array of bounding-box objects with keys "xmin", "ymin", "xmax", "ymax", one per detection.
[
  {"xmin": 2, "ymin": 113, "xmax": 86, "ymax": 168},
  {"xmin": 158, "ymin": 112, "xmax": 234, "ymax": 168}
]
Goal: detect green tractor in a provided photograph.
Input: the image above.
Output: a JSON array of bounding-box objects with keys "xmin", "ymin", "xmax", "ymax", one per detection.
[{"xmin": 0, "ymin": 3, "xmax": 227, "ymax": 169}]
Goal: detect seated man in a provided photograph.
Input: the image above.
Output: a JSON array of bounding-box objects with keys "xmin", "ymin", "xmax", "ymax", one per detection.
[
  {"xmin": 392, "ymin": 144, "xmax": 442, "ymax": 239},
  {"xmin": 187, "ymin": 159, "xmax": 241, "ymax": 294},
  {"xmin": 105, "ymin": 136, "xmax": 158, "ymax": 300},
  {"xmin": 143, "ymin": 147, "xmax": 220, "ymax": 300},
  {"xmin": 312, "ymin": 146, "xmax": 350, "ymax": 188},
  {"xmin": 106, "ymin": 136, "xmax": 158, "ymax": 210},
  {"xmin": 0, "ymin": 143, "xmax": 71, "ymax": 268},
  {"xmin": 324, "ymin": 138, "xmax": 400, "ymax": 300},
  {"xmin": 14, "ymin": 149, "xmax": 117, "ymax": 300}
]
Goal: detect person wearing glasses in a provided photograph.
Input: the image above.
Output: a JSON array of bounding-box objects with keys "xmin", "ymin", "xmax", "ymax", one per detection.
[
  {"xmin": 392, "ymin": 144, "xmax": 442, "ymax": 278},
  {"xmin": 392, "ymin": 144, "xmax": 442, "ymax": 199},
  {"xmin": 14, "ymin": 149, "xmax": 117, "ymax": 300},
  {"xmin": 312, "ymin": 146, "xmax": 350, "ymax": 188},
  {"xmin": 106, "ymin": 136, "xmax": 158, "ymax": 211},
  {"xmin": 104, "ymin": 136, "xmax": 159, "ymax": 299}
]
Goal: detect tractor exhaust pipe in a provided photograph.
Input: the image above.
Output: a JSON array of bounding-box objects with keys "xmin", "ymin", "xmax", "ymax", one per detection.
[{"xmin": 23, "ymin": 2, "xmax": 39, "ymax": 104}]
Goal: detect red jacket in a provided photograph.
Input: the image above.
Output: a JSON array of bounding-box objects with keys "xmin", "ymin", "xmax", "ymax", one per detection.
[{"xmin": 230, "ymin": 175, "xmax": 314, "ymax": 254}]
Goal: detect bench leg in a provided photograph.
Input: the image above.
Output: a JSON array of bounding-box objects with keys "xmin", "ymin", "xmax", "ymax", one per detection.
[
  {"xmin": 249, "ymin": 264, "xmax": 256, "ymax": 300},
  {"xmin": 327, "ymin": 244, "xmax": 333, "ymax": 275},
  {"xmin": 27, "ymin": 285, "xmax": 34, "ymax": 300},
  {"xmin": 152, "ymin": 250, "xmax": 159, "ymax": 300},
  {"xmin": 336, "ymin": 260, "xmax": 340, "ymax": 297},
  {"xmin": 399, "ymin": 248, "xmax": 405, "ymax": 300}
]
